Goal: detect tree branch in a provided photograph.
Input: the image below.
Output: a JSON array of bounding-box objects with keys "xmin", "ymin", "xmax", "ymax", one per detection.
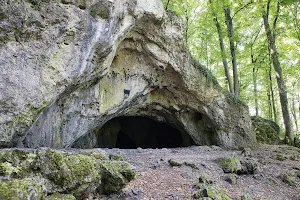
[
  {"xmin": 165, "ymin": 0, "xmax": 170, "ymax": 10},
  {"xmin": 232, "ymin": 1, "xmax": 254, "ymax": 19}
]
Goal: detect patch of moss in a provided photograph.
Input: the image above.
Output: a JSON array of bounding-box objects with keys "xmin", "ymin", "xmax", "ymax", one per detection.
[
  {"xmin": 46, "ymin": 193, "xmax": 76, "ymax": 200},
  {"xmin": 0, "ymin": 149, "xmax": 136, "ymax": 197},
  {"xmin": 0, "ymin": 150, "xmax": 35, "ymax": 178},
  {"xmin": 193, "ymin": 178, "xmax": 231, "ymax": 200},
  {"xmin": 38, "ymin": 149, "xmax": 101, "ymax": 189},
  {"xmin": 168, "ymin": 159, "xmax": 182, "ymax": 167},
  {"xmin": 0, "ymin": 162, "xmax": 20, "ymax": 177},
  {"xmin": 13, "ymin": 101, "xmax": 48, "ymax": 127},
  {"xmin": 100, "ymin": 161, "xmax": 135, "ymax": 194},
  {"xmin": 251, "ymin": 116, "xmax": 279, "ymax": 144},
  {"xmin": 296, "ymin": 170, "xmax": 300, "ymax": 178},
  {"xmin": 268, "ymin": 176, "xmax": 278, "ymax": 185},
  {"xmin": 81, "ymin": 151, "xmax": 107, "ymax": 160},
  {"xmin": 217, "ymin": 156, "xmax": 241, "ymax": 173},
  {"xmin": 109, "ymin": 154, "xmax": 124, "ymax": 161},
  {"xmin": 276, "ymin": 154, "xmax": 287, "ymax": 161},
  {"xmin": 282, "ymin": 174, "xmax": 296, "ymax": 186},
  {"xmin": 0, "ymin": 179, "xmax": 46, "ymax": 200}
]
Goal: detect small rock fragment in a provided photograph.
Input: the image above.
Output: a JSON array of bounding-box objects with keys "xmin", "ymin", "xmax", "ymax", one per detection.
[
  {"xmin": 224, "ymin": 174, "xmax": 237, "ymax": 184},
  {"xmin": 184, "ymin": 162, "xmax": 199, "ymax": 170},
  {"xmin": 168, "ymin": 159, "xmax": 182, "ymax": 167},
  {"xmin": 241, "ymin": 148, "xmax": 252, "ymax": 157}
]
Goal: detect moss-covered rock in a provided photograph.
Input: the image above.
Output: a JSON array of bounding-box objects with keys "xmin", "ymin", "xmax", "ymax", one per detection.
[
  {"xmin": 0, "ymin": 161, "xmax": 21, "ymax": 178},
  {"xmin": 251, "ymin": 116, "xmax": 279, "ymax": 144},
  {"xmin": 34, "ymin": 149, "xmax": 102, "ymax": 196},
  {"xmin": 0, "ymin": 149, "xmax": 36, "ymax": 178},
  {"xmin": 109, "ymin": 154, "xmax": 124, "ymax": 161},
  {"xmin": 282, "ymin": 174, "xmax": 296, "ymax": 186},
  {"xmin": 217, "ymin": 156, "xmax": 241, "ymax": 174},
  {"xmin": 276, "ymin": 154, "xmax": 287, "ymax": 161},
  {"xmin": 0, "ymin": 148, "xmax": 135, "ymax": 198},
  {"xmin": 46, "ymin": 193, "xmax": 76, "ymax": 200},
  {"xmin": 193, "ymin": 175, "xmax": 231, "ymax": 200},
  {"xmin": 168, "ymin": 159, "xmax": 182, "ymax": 167},
  {"xmin": 296, "ymin": 170, "xmax": 300, "ymax": 178},
  {"xmin": 0, "ymin": 179, "xmax": 46, "ymax": 200},
  {"xmin": 99, "ymin": 161, "xmax": 135, "ymax": 194}
]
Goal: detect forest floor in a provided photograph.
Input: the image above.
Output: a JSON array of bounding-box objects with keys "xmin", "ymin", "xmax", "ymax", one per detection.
[{"xmin": 101, "ymin": 144, "xmax": 300, "ymax": 200}]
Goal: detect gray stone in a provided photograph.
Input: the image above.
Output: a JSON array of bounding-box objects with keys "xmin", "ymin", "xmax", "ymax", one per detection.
[
  {"xmin": 0, "ymin": 0, "xmax": 255, "ymax": 149},
  {"xmin": 224, "ymin": 174, "xmax": 237, "ymax": 184}
]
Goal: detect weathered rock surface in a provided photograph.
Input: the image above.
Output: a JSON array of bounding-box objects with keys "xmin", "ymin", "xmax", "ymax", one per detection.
[
  {"xmin": 0, "ymin": 148, "xmax": 135, "ymax": 198},
  {"xmin": 0, "ymin": 0, "xmax": 255, "ymax": 149}
]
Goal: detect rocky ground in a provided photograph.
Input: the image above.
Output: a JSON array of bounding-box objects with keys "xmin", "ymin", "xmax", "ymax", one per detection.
[{"xmin": 100, "ymin": 144, "xmax": 300, "ymax": 200}]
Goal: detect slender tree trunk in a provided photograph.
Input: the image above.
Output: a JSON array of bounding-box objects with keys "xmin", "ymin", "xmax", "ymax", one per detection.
[
  {"xmin": 210, "ymin": 0, "xmax": 234, "ymax": 94},
  {"xmin": 252, "ymin": 60, "xmax": 259, "ymax": 116},
  {"xmin": 263, "ymin": 0, "xmax": 293, "ymax": 144},
  {"xmin": 292, "ymin": 97, "xmax": 299, "ymax": 132},
  {"xmin": 224, "ymin": 6, "xmax": 240, "ymax": 98},
  {"xmin": 165, "ymin": 0, "xmax": 170, "ymax": 10},
  {"xmin": 269, "ymin": 65, "xmax": 277, "ymax": 123},
  {"xmin": 267, "ymin": 81, "xmax": 273, "ymax": 120},
  {"xmin": 250, "ymin": 27, "xmax": 262, "ymax": 117}
]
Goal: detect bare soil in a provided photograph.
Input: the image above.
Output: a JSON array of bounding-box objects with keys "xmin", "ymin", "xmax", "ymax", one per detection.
[{"xmin": 102, "ymin": 145, "xmax": 300, "ymax": 200}]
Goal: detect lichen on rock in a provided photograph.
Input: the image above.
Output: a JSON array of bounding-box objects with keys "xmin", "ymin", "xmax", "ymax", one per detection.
[{"xmin": 0, "ymin": 179, "xmax": 46, "ymax": 200}]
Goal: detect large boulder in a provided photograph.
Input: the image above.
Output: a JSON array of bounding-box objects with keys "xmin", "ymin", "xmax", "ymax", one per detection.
[
  {"xmin": 0, "ymin": 0, "xmax": 255, "ymax": 149},
  {"xmin": 0, "ymin": 148, "xmax": 135, "ymax": 198},
  {"xmin": 251, "ymin": 116, "xmax": 280, "ymax": 144}
]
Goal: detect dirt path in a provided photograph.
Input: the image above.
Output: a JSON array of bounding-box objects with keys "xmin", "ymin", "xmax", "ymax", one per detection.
[{"xmin": 102, "ymin": 145, "xmax": 300, "ymax": 200}]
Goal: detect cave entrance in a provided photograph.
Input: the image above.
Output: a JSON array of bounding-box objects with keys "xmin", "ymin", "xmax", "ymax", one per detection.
[{"xmin": 72, "ymin": 116, "xmax": 194, "ymax": 149}]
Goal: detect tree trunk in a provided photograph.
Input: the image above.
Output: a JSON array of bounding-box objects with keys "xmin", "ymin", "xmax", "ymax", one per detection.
[
  {"xmin": 209, "ymin": 0, "xmax": 234, "ymax": 94},
  {"xmin": 224, "ymin": 6, "xmax": 240, "ymax": 98},
  {"xmin": 252, "ymin": 59, "xmax": 259, "ymax": 116},
  {"xmin": 269, "ymin": 65, "xmax": 277, "ymax": 123},
  {"xmin": 263, "ymin": 0, "xmax": 293, "ymax": 144},
  {"xmin": 292, "ymin": 97, "xmax": 299, "ymax": 132}
]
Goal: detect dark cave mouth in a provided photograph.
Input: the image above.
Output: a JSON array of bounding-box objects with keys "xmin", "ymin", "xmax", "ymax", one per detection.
[{"xmin": 72, "ymin": 116, "xmax": 195, "ymax": 149}]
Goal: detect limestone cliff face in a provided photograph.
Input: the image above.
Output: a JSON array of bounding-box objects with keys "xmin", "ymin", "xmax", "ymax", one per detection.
[{"xmin": 0, "ymin": 0, "xmax": 255, "ymax": 149}]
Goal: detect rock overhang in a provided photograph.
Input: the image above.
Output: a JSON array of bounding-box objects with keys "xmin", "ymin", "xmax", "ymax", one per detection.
[{"xmin": 0, "ymin": 0, "xmax": 256, "ymax": 149}]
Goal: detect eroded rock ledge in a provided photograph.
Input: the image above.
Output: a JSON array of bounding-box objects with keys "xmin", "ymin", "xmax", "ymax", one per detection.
[{"xmin": 0, "ymin": 0, "xmax": 255, "ymax": 149}]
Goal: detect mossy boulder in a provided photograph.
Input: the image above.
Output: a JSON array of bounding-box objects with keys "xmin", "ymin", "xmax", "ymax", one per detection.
[
  {"xmin": 100, "ymin": 161, "xmax": 135, "ymax": 194},
  {"xmin": 0, "ymin": 149, "xmax": 36, "ymax": 178},
  {"xmin": 193, "ymin": 175, "xmax": 231, "ymax": 200},
  {"xmin": 251, "ymin": 116, "xmax": 279, "ymax": 144},
  {"xmin": 34, "ymin": 149, "xmax": 102, "ymax": 195},
  {"xmin": 0, "ymin": 179, "xmax": 46, "ymax": 200},
  {"xmin": 217, "ymin": 156, "xmax": 241, "ymax": 174},
  {"xmin": 0, "ymin": 148, "xmax": 135, "ymax": 198}
]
